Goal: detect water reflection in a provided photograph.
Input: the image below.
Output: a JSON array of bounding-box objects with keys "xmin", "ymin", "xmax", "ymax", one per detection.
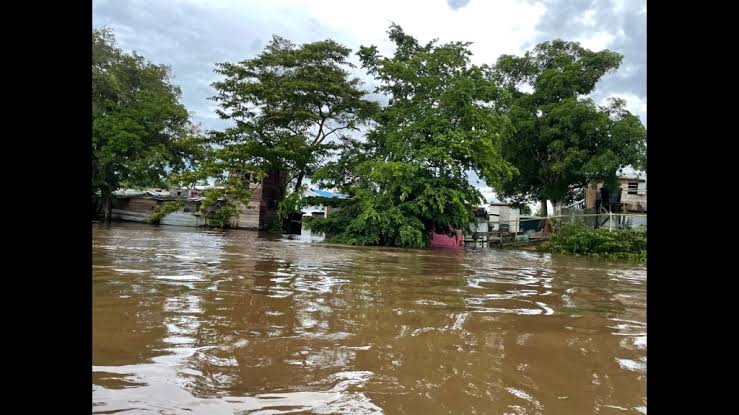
[{"xmin": 93, "ymin": 222, "xmax": 646, "ymax": 414}]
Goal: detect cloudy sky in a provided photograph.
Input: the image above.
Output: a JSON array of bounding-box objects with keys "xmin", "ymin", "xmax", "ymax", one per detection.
[{"xmin": 93, "ymin": 0, "xmax": 646, "ymax": 206}]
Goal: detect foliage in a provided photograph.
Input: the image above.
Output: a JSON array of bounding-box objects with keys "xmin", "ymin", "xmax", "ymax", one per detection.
[
  {"xmin": 92, "ymin": 27, "xmax": 203, "ymax": 218},
  {"xmin": 204, "ymin": 35, "xmax": 377, "ymax": 204},
  {"xmin": 150, "ymin": 200, "xmax": 185, "ymax": 224},
  {"xmin": 277, "ymin": 187, "xmax": 306, "ymax": 221},
  {"xmin": 204, "ymin": 203, "xmax": 238, "ymax": 229},
  {"xmin": 307, "ymin": 25, "xmax": 515, "ymax": 248},
  {"xmin": 540, "ymin": 223, "xmax": 646, "ymax": 261},
  {"xmin": 513, "ymin": 203, "xmax": 532, "ymax": 216},
  {"xmin": 195, "ymin": 173, "xmax": 254, "ymax": 228},
  {"xmin": 302, "ymin": 195, "xmax": 351, "ymax": 208},
  {"xmin": 492, "ymin": 40, "xmax": 646, "ymax": 206},
  {"xmin": 267, "ymin": 218, "xmax": 283, "ymax": 233}
]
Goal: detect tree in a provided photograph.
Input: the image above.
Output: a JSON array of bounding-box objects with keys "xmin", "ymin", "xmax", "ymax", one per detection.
[
  {"xmin": 513, "ymin": 203, "xmax": 532, "ymax": 216},
  {"xmin": 307, "ymin": 25, "xmax": 515, "ymax": 248},
  {"xmin": 492, "ymin": 40, "xmax": 646, "ymax": 216},
  {"xmin": 203, "ymin": 35, "xmax": 377, "ymax": 222},
  {"xmin": 92, "ymin": 28, "xmax": 202, "ymax": 220}
]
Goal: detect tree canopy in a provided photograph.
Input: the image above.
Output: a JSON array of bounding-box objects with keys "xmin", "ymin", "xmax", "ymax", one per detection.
[
  {"xmin": 492, "ymin": 40, "xmax": 646, "ymax": 212},
  {"xmin": 92, "ymin": 28, "xmax": 202, "ymax": 218},
  {"xmin": 306, "ymin": 25, "xmax": 515, "ymax": 248},
  {"xmin": 203, "ymin": 36, "xmax": 377, "ymax": 195},
  {"xmin": 178, "ymin": 36, "xmax": 378, "ymax": 227}
]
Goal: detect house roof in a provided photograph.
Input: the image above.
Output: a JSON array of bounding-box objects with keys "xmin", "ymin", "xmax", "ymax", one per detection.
[
  {"xmin": 193, "ymin": 185, "xmax": 223, "ymax": 190},
  {"xmin": 112, "ymin": 188, "xmax": 175, "ymax": 199},
  {"xmin": 305, "ymin": 188, "xmax": 349, "ymax": 199},
  {"xmin": 112, "ymin": 189, "xmax": 148, "ymax": 197},
  {"xmin": 617, "ymin": 166, "xmax": 646, "ymax": 180}
]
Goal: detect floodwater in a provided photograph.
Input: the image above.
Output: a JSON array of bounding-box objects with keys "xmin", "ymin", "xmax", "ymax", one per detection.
[{"xmin": 93, "ymin": 222, "xmax": 646, "ymax": 414}]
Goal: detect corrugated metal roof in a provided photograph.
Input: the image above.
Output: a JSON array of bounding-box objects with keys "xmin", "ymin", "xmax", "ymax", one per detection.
[
  {"xmin": 114, "ymin": 186, "xmax": 223, "ymax": 199},
  {"xmin": 113, "ymin": 188, "xmax": 177, "ymax": 199},
  {"xmin": 112, "ymin": 189, "xmax": 148, "ymax": 197},
  {"xmin": 305, "ymin": 188, "xmax": 349, "ymax": 199},
  {"xmin": 618, "ymin": 166, "xmax": 646, "ymax": 180},
  {"xmin": 146, "ymin": 190, "xmax": 172, "ymax": 197}
]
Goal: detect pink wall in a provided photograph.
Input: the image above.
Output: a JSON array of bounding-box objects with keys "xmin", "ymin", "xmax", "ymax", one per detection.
[{"xmin": 430, "ymin": 231, "xmax": 464, "ymax": 248}]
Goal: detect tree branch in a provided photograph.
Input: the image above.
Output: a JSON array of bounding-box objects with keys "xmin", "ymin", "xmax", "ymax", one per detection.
[
  {"xmin": 312, "ymin": 116, "xmax": 326, "ymax": 145},
  {"xmin": 316, "ymin": 125, "xmax": 354, "ymax": 144}
]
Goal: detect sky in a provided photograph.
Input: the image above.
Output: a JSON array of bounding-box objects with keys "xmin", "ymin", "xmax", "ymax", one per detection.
[{"xmin": 93, "ymin": 0, "xmax": 646, "ymax": 209}]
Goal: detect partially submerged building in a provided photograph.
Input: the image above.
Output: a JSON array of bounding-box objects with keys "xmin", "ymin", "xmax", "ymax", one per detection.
[
  {"xmin": 109, "ymin": 171, "xmax": 287, "ymax": 230},
  {"xmin": 584, "ymin": 166, "xmax": 647, "ymax": 213},
  {"xmin": 431, "ymin": 202, "xmax": 523, "ymax": 248},
  {"xmin": 488, "ymin": 202, "xmax": 520, "ymax": 234},
  {"xmin": 300, "ymin": 188, "xmax": 349, "ymax": 219},
  {"xmin": 430, "ymin": 231, "xmax": 465, "ymax": 248},
  {"xmin": 109, "ymin": 189, "xmax": 208, "ymax": 226}
]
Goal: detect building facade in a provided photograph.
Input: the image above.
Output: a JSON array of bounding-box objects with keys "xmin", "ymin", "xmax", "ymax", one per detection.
[{"xmin": 584, "ymin": 167, "xmax": 647, "ymax": 213}]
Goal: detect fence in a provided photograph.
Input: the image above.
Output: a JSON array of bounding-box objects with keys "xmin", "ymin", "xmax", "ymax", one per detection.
[
  {"xmin": 464, "ymin": 208, "xmax": 646, "ymax": 248},
  {"xmin": 557, "ymin": 208, "xmax": 646, "ymax": 230},
  {"xmin": 499, "ymin": 209, "xmax": 647, "ymax": 234}
]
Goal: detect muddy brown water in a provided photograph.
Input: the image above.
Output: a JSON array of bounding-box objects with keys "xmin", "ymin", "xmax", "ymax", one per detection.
[{"xmin": 93, "ymin": 222, "xmax": 646, "ymax": 414}]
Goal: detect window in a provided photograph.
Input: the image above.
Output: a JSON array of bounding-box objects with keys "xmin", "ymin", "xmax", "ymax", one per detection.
[{"xmin": 628, "ymin": 182, "xmax": 638, "ymax": 195}]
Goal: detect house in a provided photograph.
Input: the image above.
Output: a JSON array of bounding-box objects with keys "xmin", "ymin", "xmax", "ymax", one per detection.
[
  {"xmin": 300, "ymin": 188, "xmax": 349, "ymax": 219},
  {"xmin": 234, "ymin": 170, "xmax": 287, "ymax": 230},
  {"xmin": 109, "ymin": 170, "xmax": 287, "ymax": 230},
  {"xmin": 431, "ymin": 203, "xmax": 521, "ymax": 248},
  {"xmin": 488, "ymin": 202, "xmax": 520, "ymax": 234},
  {"xmin": 466, "ymin": 207, "xmax": 489, "ymax": 243},
  {"xmin": 109, "ymin": 189, "xmax": 208, "ymax": 226},
  {"xmin": 584, "ymin": 166, "xmax": 647, "ymax": 213}
]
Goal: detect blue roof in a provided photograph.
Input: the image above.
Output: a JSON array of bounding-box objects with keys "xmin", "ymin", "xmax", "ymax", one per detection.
[{"xmin": 307, "ymin": 188, "xmax": 349, "ymax": 199}]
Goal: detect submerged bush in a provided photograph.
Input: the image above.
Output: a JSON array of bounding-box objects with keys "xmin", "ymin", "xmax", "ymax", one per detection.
[
  {"xmin": 204, "ymin": 204, "xmax": 238, "ymax": 229},
  {"xmin": 540, "ymin": 224, "xmax": 646, "ymax": 261},
  {"xmin": 150, "ymin": 200, "xmax": 185, "ymax": 224}
]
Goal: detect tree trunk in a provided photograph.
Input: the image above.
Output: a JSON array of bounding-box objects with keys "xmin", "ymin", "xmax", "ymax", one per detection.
[
  {"xmin": 293, "ymin": 172, "xmax": 305, "ymax": 193},
  {"xmin": 540, "ymin": 200, "xmax": 548, "ymax": 217},
  {"xmin": 540, "ymin": 200, "xmax": 549, "ymax": 235},
  {"xmin": 103, "ymin": 196, "xmax": 113, "ymax": 222}
]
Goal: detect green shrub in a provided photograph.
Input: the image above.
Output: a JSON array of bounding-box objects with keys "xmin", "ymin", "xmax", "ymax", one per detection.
[{"xmin": 540, "ymin": 223, "xmax": 646, "ymax": 261}]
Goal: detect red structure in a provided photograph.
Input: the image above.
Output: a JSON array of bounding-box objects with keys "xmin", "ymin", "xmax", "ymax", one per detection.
[{"xmin": 430, "ymin": 230, "xmax": 464, "ymax": 248}]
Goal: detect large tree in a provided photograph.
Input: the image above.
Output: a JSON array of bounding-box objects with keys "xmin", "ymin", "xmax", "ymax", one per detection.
[
  {"xmin": 92, "ymin": 28, "xmax": 201, "ymax": 219},
  {"xmin": 492, "ymin": 40, "xmax": 646, "ymax": 216},
  {"xmin": 307, "ymin": 25, "xmax": 515, "ymax": 248},
  {"xmin": 205, "ymin": 36, "xmax": 377, "ymax": 208}
]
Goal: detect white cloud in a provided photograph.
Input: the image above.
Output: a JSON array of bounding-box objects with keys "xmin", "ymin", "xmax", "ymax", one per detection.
[
  {"xmin": 476, "ymin": 186, "xmax": 498, "ymax": 204},
  {"xmin": 94, "ymin": 0, "xmax": 645, "ymax": 129},
  {"xmin": 173, "ymin": 0, "xmax": 547, "ymax": 67},
  {"xmin": 574, "ymin": 9, "xmax": 596, "ymax": 26},
  {"xmin": 613, "ymin": 0, "xmax": 627, "ymax": 14},
  {"xmin": 600, "ymin": 92, "xmax": 647, "ymax": 124},
  {"xmin": 576, "ymin": 31, "xmax": 616, "ymax": 51}
]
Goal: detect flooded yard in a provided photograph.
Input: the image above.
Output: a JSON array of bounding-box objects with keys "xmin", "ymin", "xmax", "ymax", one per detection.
[{"xmin": 93, "ymin": 222, "xmax": 646, "ymax": 414}]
